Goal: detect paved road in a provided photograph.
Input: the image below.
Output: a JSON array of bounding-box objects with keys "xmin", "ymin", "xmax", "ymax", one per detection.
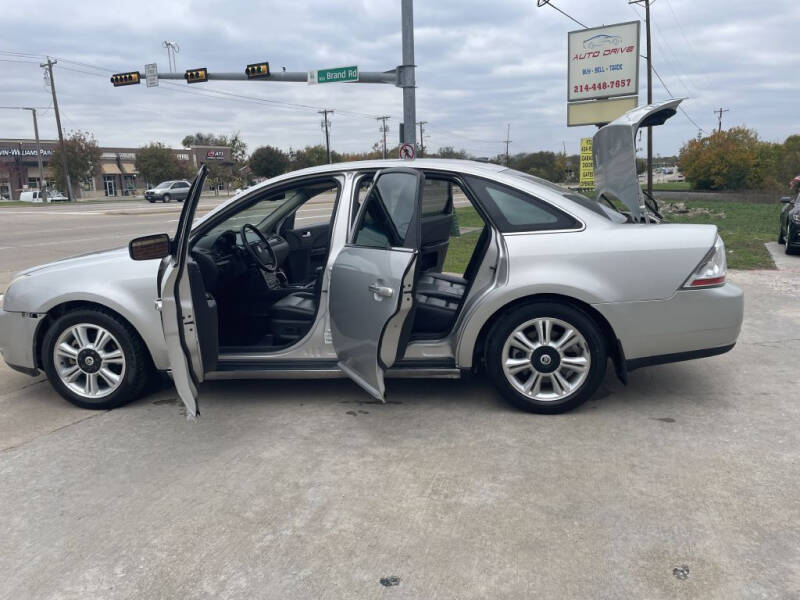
[{"xmin": 1, "ymin": 202, "xmax": 799, "ymax": 597}]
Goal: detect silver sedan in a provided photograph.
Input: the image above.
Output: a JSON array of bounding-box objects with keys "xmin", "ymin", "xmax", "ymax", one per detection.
[{"xmin": 0, "ymin": 100, "xmax": 743, "ymax": 417}]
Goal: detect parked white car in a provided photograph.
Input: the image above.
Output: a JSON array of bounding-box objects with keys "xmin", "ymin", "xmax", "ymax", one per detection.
[{"xmin": 18, "ymin": 190, "xmax": 68, "ymax": 203}]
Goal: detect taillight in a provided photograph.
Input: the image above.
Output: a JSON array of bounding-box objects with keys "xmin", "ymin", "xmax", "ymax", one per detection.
[{"xmin": 683, "ymin": 235, "xmax": 727, "ymax": 288}]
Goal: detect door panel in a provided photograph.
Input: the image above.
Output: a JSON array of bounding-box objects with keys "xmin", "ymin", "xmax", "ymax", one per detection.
[
  {"xmin": 329, "ymin": 167, "xmax": 424, "ymax": 400},
  {"xmin": 285, "ymin": 222, "xmax": 331, "ymax": 282},
  {"xmin": 329, "ymin": 247, "xmax": 417, "ymax": 399},
  {"xmin": 158, "ymin": 165, "xmax": 218, "ymax": 418}
]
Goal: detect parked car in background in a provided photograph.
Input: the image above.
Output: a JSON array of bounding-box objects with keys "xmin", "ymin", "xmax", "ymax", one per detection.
[
  {"xmin": 0, "ymin": 100, "xmax": 743, "ymax": 418},
  {"xmin": 144, "ymin": 180, "xmax": 191, "ymax": 203},
  {"xmin": 778, "ymin": 193, "xmax": 800, "ymax": 254},
  {"xmin": 19, "ymin": 190, "xmax": 68, "ymax": 203}
]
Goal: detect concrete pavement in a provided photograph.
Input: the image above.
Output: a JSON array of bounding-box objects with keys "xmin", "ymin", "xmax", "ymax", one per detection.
[{"xmin": 0, "ymin": 268, "xmax": 799, "ymax": 599}]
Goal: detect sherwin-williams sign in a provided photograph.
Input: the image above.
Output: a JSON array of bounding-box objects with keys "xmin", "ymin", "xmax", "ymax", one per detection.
[
  {"xmin": 568, "ymin": 21, "xmax": 640, "ymax": 102},
  {"xmin": 307, "ymin": 66, "xmax": 359, "ymax": 84}
]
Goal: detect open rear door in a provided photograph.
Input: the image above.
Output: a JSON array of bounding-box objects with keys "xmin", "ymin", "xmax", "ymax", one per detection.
[
  {"xmin": 158, "ymin": 165, "xmax": 219, "ymax": 418},
  {"xmin": 329, "ymin": 168, "xmax": 424, "ymax": 400}
]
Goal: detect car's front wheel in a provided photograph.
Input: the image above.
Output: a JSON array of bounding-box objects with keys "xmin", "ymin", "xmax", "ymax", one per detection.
[
  {"xmin": 162, "ymin": 193, "xmax": 171, "ymax": 203},
  {"xmin": 42, "ymin": 308, "xmax": 152, "ymax": 410},
  {"xmin": 486, "ymin": 302, "xmax": 607, "ymax": 414},
  {"xmin": 778, "ymin": 224, "xmax": 786, "ymax": 245}
]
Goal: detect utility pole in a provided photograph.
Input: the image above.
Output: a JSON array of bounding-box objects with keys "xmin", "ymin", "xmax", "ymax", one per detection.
[
  {"xmin": 400, "ymin": 0, "xmax": 417, "ymax": 147},
  {"xmin": 377, "ymin": 116, "xmax": 390, "ymax": 159},
  {"xmin": 714, "ymin": 107, "xmax": 729, "ymax": 132},
  {"xmin": 504, "ymin": 124, "xmax": 512, "ymax": 167},
  {"xmin": 319, "ymin": 109, "xmax": 334, "ymax": 164},
  {"xmin": 41, "ymin": 57, "xmax": 73, "ymax": 201},
  {"xmin": 417, "ymin": 121, "xmax": 427, "ymax": 156},
  {"xmin": 28, "ymin": 108, "xmax": 46, "ymax": 202},
  {"xmin": 630, "ymin": 0, "xmax": 653, "ymax": 199}
]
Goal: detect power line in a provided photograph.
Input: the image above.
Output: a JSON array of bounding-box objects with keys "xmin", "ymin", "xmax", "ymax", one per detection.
[{"xmin": 535, "ymin": 1, "xmax": 588, "ymax": 28}]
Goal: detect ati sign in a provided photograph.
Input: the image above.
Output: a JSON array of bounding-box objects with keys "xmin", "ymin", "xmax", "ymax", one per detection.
[
  {"xmin": 205, "ymin": 150, "xmax": 225, "ymax": 160},
  {"xmin": 0, "ymin": 147, "xmax": 53, "ymax": 157},
  {"xmin": 568, "ymin": 21, "xmax": 640, "ymax": 102}
]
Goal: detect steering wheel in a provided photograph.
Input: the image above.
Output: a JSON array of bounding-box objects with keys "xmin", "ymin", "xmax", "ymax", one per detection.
[{"xmin": 241, "ymin": 223, "xmax": 278, "ymax": 272}]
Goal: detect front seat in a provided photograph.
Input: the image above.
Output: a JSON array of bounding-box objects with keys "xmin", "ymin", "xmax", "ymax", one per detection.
[{"xmin": 268, "ymin": 269, "xmax": 323, "ymax": 343}]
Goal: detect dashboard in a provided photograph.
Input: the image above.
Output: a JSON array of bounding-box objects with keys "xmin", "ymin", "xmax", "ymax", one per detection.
[{"xmin": 190, "ymin": 228, "xmax": 290, "ymax": 293}]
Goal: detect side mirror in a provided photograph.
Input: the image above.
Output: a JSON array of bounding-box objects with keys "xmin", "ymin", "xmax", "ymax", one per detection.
[
  {"xmin": 781, "ymin": 197, "xmax": 794, "ymax": 204},
  {"xmin": 129, "ymin": 233, "xmax": 171, "ymax": 260}
]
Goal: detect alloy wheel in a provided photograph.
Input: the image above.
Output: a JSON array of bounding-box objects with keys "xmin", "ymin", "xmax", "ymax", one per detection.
[
  {"xmin": 501, "ymin": 317, "xmax": 591, "ymax": 402},
  {"xmin": 53, "ymin": 323, "xmax": 126, "ymax": 399}
]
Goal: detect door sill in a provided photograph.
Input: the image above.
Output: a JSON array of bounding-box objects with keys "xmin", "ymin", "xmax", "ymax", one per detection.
[{"xmin": 205, "ymin": 358, "xmax": 461, "ymax": 380}]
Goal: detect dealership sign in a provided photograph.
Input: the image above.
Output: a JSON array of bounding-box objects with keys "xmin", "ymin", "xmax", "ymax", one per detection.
[
  {"xmin": 206, "ymin": 150, "xmax": 225, "ymax": 160},
  {"xmin": 568, "ymin": 21, "xmax": 640, "ymax": 102}
]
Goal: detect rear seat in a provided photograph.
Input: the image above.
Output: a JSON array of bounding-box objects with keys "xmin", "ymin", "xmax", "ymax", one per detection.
[{"xmin": 414, "ymin": 272, "xmax": 468, "ymax": 334}]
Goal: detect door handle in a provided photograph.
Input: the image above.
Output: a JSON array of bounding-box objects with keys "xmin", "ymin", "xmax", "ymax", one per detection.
[
  {"xmin": 301, "ymin": 231, "xmax": 312, "ymax": 238},
  {"xmin": 368, "ymin": 284, "xmax": 394, "ymax": 298}
]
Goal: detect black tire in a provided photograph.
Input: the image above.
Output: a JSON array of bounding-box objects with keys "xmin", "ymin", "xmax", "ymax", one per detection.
[
  {"xmin": 778, "ymin": 225, "xmax": 785, "ymax": 245},
  {"xmin": 485, "ymin": 302, "xmax": 607, "ymax": 414},
  {"xmin": 41, "ymin": 308, "xmax": 153, "ymax": 410},
  {"xmin": 163, "ymin": 194, "xmax": 171, "ymax": 203},
  {"xmin": 147, "ymin": 199, "xmax": 155, "ymax": 203},
  {"xmin": 786, "ymin": 225, "xmax": 795, "ymax": 254}
]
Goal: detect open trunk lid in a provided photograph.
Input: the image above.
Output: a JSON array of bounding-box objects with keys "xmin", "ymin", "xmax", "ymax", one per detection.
[{"xmin": 593, "ymin": 98, "xmax": 684, "ymax": 222}]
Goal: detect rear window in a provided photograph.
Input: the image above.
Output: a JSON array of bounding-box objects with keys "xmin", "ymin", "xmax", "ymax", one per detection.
[
  {"xmin": 465, "ymin": 176, "xmax": 580, "ymax": 233},
  {"xmin": 500, "ymin": 168, "xmax": 627, "ymax": 223},
  {"xmin": 421, "ymin": 178, "xmax": 452, "ymax": 217}
]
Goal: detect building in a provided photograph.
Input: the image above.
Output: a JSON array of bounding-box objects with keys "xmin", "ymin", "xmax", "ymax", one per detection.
[{"xmin": 0, "ymin": 138, "xmax": 233, "ymax": 200}]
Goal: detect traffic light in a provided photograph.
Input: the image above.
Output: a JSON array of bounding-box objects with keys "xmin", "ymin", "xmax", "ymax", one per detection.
[
  {"xmin": 245, "ymin": 62, "xmax": 270, "ymax": 79},
  {"xmin": 184, "ymin": 68, "xmax": 208, "ymax": 83},
  {"xmin": 110, "ymin": 72, "xmax": 141, "ymax": 87}
]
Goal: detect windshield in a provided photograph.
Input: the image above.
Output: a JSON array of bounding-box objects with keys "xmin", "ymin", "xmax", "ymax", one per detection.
[
  {"xmin": 155, "ymin": 181, "xmax": 172, "ymax": 189},
  {"xmin": 500, "ymin": 168, "xmax": 627, "ymax": 223}
]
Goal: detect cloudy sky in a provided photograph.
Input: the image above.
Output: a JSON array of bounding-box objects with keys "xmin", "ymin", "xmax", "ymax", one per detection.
[{"xmin": 2, "ymin": 0, "xmax": 798, "ymax": 159}]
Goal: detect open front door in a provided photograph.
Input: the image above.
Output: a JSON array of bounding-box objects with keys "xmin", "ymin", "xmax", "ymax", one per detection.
[
  {"xmin": 158, "ymin": 165, "xmax": 219, "ymax": 418},
  {"xmin": 329, "ymin": 168, "xmax": 424, "ymax": 401}
]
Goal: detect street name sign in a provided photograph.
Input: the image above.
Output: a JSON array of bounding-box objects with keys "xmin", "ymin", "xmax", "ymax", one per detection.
[{"xmin": 308, "ymin": 66, "xmax": 359, "ymax": 85}]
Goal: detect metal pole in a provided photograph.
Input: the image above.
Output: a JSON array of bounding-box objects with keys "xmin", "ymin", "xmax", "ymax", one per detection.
[
  {"xmin": 29, "ymin": 108, "xmax": 46, "ymax": 203},
  {"xmin": 417, "ymin": 121, "xmax": 426, "ymax": 156},
  {"xmin": 377, "ymin": 116, "xmax": 390, "ymax": 159},
  {"xmin": 41, "ymin": 58, "xmax": 74, "ymax": 201},
  {"xmin": 644, "ymin": 0, "xmax": 653, "ymax": 200},
  {"xmin": 400, "ymin": 0, "xmax": 416, "ymax": 147},
  {"xmin": 319, "ymin": 109, "xmax": 333, "ymax": 164},
  {"xmin": 504, "ymin": 124, "xmax": 512, "ymax": 167}
]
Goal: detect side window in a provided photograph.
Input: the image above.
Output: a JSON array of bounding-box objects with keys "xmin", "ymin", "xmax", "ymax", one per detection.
[
  {"xmin": 421, "ymin": 179, "xmax": 452, "ymax": 216},
  {"xmin": 293, "ymin": 185, "xmax": 338, "ymax": 226},
  {"xmin": 351, "ymin": 171, "xmax": 419, "ymax": 248},
  {"xmin": 466, "ymin": 176, "xmax": 580, "ymax": 233}
]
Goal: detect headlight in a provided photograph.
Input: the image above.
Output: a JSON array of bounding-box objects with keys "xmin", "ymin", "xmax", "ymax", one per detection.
[
  {"xmin": 683, "ymin": 235, "xmax": 727, "ymax": 288},
  {"xmin": 791, "ymin": 213, "xmax": 800, "ymax": 224}
]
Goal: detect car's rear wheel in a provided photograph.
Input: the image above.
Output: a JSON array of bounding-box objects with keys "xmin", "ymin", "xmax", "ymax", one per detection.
[
  {"xmin": 486, "ymin": 302, "xmax": 607, "ymax": 414},
  {"xmin": 42, "ymin": 308, "xmax": 152, "ymax": 410},
  {"xmin": 163, "ymin": 193, "xmax": 171, "ymax": 203}
]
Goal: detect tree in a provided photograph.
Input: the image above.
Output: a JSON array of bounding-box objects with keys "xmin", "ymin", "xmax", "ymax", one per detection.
[
  {"xmin": 289, "ymin": 145, "xmax": 341, "ymax": 170},
  {"xmin": 678, "ymin": 127, "xmax": 776, "ymax": 190},
  {"xmin": 182, "ymin": 132, "xmax": 224, "ymax": 147},
  {"xmin": 249, "ymin": 145, "xmax": 289, "ymax": 178},
  {"xmin": 433, "ymin": 146, "xmax": 470, "ymax": 159},
  {"xmin": 205, "ymin": 163, "xmax": 232, "ymax": 195},
  {"xmin": 135, "ymin": 142, "xmax": 182, "ymax": 185},
  {"xmin": 50, "ymin": 130, "xmax": 101, "ymax": 196}
]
